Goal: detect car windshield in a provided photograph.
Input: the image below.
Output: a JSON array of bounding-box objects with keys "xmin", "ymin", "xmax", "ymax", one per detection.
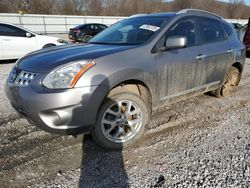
[{"xmin": 89, "ymin": 17, "xmax": 168, "ymax": 45}]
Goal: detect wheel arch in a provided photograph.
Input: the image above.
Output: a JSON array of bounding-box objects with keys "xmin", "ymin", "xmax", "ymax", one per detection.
[
  {"xmin": 42, "ymin": 43, "xmax": 56, "ymax": 48},
  {"xmin": 231, "ymin": 62, "xmax": 243, "ymax": 74},
  {"xmin": 97, "ymin": 79, "xmax": 153, "ymax": 116}
]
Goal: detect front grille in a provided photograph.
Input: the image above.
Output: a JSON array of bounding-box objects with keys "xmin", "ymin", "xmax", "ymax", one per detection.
[{"xmin": 14, "ymin": 71, "xmax": 37, "ymax": 87}]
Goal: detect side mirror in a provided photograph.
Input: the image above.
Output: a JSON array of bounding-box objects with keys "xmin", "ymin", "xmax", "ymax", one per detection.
[
  {"xmin": 26, "ymin": 32, "xmax": 32, "ymax": 38},
  {"xmin": 161, "ymin": 36, "xmax": 187, "ymax": 51}
]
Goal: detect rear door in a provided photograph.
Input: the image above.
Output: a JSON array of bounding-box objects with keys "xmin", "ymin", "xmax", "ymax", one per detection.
[
  {"xmin": 0, "ymin": 24, "xmax": 37, "ymax": 59},
  {"xmin": 199, "ymin": 17, "xmax": 234, "ymax": 85},
  {"xmin": 155, "ymin": 17, "xmax": 207, "ymax": 102}
]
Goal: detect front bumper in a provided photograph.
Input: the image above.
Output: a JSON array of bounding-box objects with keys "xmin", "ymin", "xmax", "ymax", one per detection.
[{"xmin": 5, "ymin": 81, "xmax": 107, "ymax": 135}]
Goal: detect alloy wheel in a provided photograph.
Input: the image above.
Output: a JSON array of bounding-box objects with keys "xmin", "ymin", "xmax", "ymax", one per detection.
[{"xmin": 101, "ymin": 100, "xmax": 143, "ymax": 143}]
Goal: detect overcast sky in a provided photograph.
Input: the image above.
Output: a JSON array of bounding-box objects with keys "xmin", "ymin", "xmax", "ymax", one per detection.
[
  {"xmin": 218, "ymin": 0, "xmax": 250, "ymax": 5},
  {"xmin": 165, "ymin": 0, "xmax": 250, "ymax": 5}
]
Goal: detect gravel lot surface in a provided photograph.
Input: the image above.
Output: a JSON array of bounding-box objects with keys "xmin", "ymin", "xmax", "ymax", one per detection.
[{"xmin": 0, "ymin": 59, "xmax": 250, "ymax": 188}]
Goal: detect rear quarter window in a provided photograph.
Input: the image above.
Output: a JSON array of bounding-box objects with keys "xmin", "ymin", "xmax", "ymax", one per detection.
[
  {"xmin": 222, "ymin": 22, "xmax": 238, "ymax": 37},
  {"xmin": 98, "ymin": 25, "xmax": 108, "ymax": 30}
]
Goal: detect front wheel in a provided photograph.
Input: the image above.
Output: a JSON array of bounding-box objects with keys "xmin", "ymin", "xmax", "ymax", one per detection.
[
  {"xmin": 212, "ymin": 66, "xmax": 240, "ymax": 97},
  {"xmin": 92, "ymin": 92, "xmax": 149, "ymax": 150}
]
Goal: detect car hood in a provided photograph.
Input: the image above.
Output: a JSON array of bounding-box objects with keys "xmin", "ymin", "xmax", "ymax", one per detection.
[{"xmin": 16, "ymin": 43, "xmax": 133, "ymax": 72}]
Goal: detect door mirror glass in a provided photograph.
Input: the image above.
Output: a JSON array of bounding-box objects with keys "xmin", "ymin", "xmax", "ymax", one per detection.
[
  {"xmin": 26, "ymin": 32, "xmax": 32, "ymax": 38},
  {"xmin": 164, "ymin": 36, "xmax": 187, "ymax": 50}
]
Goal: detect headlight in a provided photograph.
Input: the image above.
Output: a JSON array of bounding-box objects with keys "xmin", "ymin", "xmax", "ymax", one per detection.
[{"xmin": 42, "ymin": 60, "xmax": 95, "ymax": 89}]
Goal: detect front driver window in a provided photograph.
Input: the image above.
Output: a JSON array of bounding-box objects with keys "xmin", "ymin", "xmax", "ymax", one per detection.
[{"xmin": 156, "ymin": 18, "xmax": 198, "ymax": 50}]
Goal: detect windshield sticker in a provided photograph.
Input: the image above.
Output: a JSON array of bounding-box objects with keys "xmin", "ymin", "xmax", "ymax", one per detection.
[{"xmin": 139, "ymin": 24, "xmax": 160, "ymax": 32}]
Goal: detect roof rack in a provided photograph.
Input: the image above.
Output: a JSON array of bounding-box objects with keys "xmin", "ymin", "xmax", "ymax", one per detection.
[
  {"xmin": 129, "ymin": 14, "xmax": 147, "ymax": 18},
  {"xmin": 177, "ymin": 9, "xmax": 223, "ymax": 19}
]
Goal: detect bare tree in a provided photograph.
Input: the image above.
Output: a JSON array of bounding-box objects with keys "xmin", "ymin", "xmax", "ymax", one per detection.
[
  {"xmin": 0, "ymin": 0, "xmax": 249, "ymax": 18},
  {"xmin": 146, "ymin": 0, "xmax": 171, "ymax": 13},
  {"xmin": 102, "ymin": 0, "xmax": 121, "ymax": 16},
  {"xmin": 27, "ymin": 0, "xmax": 55, "ymax": 14},
  {"xmin": 0, "ymin": 0, "xmax": 10, "ymax": 12},
  {"xmin": 87, "ymin": 0, "xmax": 103, "ymax": 16},
  {"xmin": 57, "ymin": 0, "xmax": 87, "ymax": 15},
  {"xmin": 172, "ymin": 0, "xmax": 192, "ymax": 11},
  {"xmin": 227, "ymin": 0, "xmax": 245, "ymax": 18}
]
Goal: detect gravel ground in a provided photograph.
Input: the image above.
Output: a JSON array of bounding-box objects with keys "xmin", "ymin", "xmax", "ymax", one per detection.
[{"xmin": 0, "ymin": 59, "xmax": 250, "ymax": 187}]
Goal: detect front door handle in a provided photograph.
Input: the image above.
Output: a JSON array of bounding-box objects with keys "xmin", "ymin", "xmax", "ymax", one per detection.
[
  {"xmin": 196, "ymin": 54, "xmax": 207, "ymax": 60},
  {"xmin": 2, "ymin": 38, "xmax": 11, "ymax": 41}
]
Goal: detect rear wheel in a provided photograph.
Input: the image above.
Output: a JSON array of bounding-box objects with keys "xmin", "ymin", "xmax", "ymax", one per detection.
[
  {"xmin": 81, "ymin": 34, "xmax": 92, "ymax": 42},
  {"xmin": 92, "ymin": 92, "xmax": 149, "ymax": 150},
  {"xmin": 212, "ymin": 67, "xmax": 240, "ymax": 97},
  {"xmin": 246, "ymin": 51, "xmax": 250, "ymax": 58}
]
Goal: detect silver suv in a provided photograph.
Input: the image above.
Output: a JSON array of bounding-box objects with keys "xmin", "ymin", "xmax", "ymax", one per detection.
[{"xmin": 5, "ymin": 9, "xmax": 245, "ymax": 150}]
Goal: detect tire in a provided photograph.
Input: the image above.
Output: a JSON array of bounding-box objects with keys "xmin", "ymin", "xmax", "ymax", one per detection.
[
  {"xmin": 92, "ymin": 92, "xmax": 149, "ymax": 150},
  {"xmin": 212, "ymin": 66, "xmax": 240, "ymax": 97},
  {"xmin": 43, "ymin": 44, "xmax": 56, "ymax": 48},
  {"xmin": 81, "ymin": 34, "xmax": 92, "ymax": 42},
  {"xmin": 246, "ymin": 51, "xmax": 250, "ymax": 58}
]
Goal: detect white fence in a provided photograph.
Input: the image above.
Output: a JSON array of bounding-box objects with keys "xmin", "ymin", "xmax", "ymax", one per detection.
[
  {"xmin": 226, "ymin": 19, "xmax": 248, "ymax": 25},
  {"xmin": 0, "ymin": 13, "xmax": 126, "ymax": 34},
  {"xmin": 0, "ymin": 13, "xmax": 248, "ymax": 34}
]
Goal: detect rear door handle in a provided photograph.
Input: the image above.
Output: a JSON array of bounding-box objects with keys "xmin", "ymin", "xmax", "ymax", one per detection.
[
  {"xmin": 226, "ymin": 49, "xmax": 233, "ymax": 53},
  {"xmin": 196, "ymin": 54, "xmax": 207, "ymax": 60}
]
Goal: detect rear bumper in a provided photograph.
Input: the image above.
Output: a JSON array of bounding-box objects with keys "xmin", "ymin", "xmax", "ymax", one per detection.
[{"xmin": 5, "ymin": 83, "xmax": 108, "ymax": 135}]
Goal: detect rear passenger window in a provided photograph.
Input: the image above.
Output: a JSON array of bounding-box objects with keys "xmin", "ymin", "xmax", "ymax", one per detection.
[
  {"xmin": 98, "ymin": 25, "xmax": 107, "ymax": 30},
  {"xmin": 85, "ymin": 25, "xmax": 91, "ymax": 30},
  {"xmin": 200, "ymin": 18, "xmax": 225, "ymax": 43},
  {"xmin": 89, "ymin": 25, "xmax": 97, "ymax": 30}
]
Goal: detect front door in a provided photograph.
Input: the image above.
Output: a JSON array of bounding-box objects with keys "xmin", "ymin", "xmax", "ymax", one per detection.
[{"xmin": 155, "ymin": 17, "xmax": 206, "ymax": 104}]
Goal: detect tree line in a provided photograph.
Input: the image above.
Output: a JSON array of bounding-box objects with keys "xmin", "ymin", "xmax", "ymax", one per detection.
[{"xmin": 0, "ymin": 0, "xmax": 249, "ymax": 19}]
